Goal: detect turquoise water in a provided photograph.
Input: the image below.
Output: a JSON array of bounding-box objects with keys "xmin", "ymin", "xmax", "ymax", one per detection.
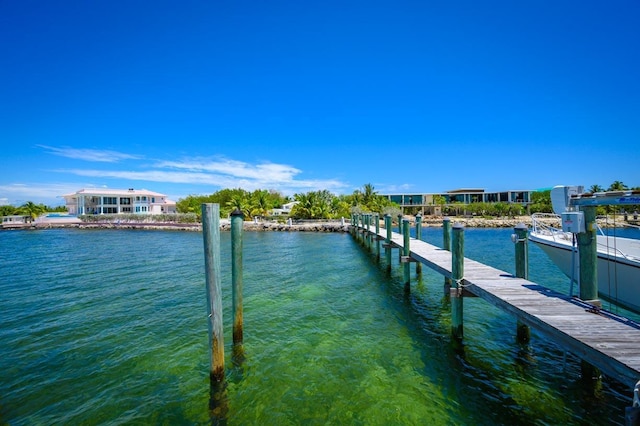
[{"xmin": 0, "ymin": 227, "xmax": 636, "ymax": 425}]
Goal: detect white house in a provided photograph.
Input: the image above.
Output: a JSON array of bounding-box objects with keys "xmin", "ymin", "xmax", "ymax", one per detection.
[
  {"xmin": 270, "ymin": 201, "xmax": 298, "ymax": 216},
  {"xmin": 62, "ymin": 188, "xmax": 177, "ymax": 215}
]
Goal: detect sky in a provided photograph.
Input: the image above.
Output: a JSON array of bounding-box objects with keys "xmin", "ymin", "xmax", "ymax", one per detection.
[{"xmin": 1, "ymin": 0, "xmax": 639, "ymax": 207}]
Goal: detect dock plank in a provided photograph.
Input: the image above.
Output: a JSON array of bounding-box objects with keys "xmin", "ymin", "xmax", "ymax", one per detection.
[{"xmin": 360, "ymin": 224, "xmax": 640, "ymax": 390}]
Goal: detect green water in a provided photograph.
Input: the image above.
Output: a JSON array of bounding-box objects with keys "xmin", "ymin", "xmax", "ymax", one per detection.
[{"xmin": 0, "ymin": 228, "xmax": 634, "ymax": 424}]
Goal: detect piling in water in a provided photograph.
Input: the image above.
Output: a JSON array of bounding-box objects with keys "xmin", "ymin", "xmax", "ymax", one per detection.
[
  {"xmin": 451, "ymin": 223, "xmax": 464, "ymax": 340},
  {"xmin": 513, "ymin": 223, "xmax": 530, "ymax": 343},
  {"xmin": 202, "ymin": 203, "xmax": 225, "ymax": 382},
  {"xmin": 443, "ymin": 218, "xmax": 452, "ymax": 294},
  {"xmin": 384, "ymin": 214, "xmax": 392, "ymax": 272},
  {"xmin": 415, "ymin": 214, "xmax": 422, "ymax": 274},
  {"xmin": 231, "ymin": 208, "xmax": 244, "ymax": 347},
  {"xmin": 402, "ymin": 219, "xmax": 411, "ymax": 290}
]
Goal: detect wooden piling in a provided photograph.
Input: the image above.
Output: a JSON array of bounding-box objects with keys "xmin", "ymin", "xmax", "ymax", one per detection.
[
  {"xmin": 443, "ymin": 217, "xmax": 452, "ymax": 294},
  {"xmin": 201, "ymin": 203, "xmax": 225, "ymax": 382},
  {"xmin": 374, "ymin": 213, "xmax": 380, "ymax": 260},
  {"xmin": 384, "ymin": 214, "xmax": 392, "ymax": 272},
  {"xmin": 402, "ymin": 219, "xmax": 411, "ymax": 290},
  {"xmin": 451, "ymin": 223, "xmax": 464, "ymax": 340},
  {"xmin": 578, "ymin": 206, "xmax": 599, "ymax": 304},
  {"xmin": 231, "ymin": 208, "xmax": 244, "ymax": 347},
  {"xmin": 415, "ymin": 214, "xmax": 422, "ymax": 274},
  {"xmin": 513, "ymin": 223, "xmax": 530, "ymax": 343}
]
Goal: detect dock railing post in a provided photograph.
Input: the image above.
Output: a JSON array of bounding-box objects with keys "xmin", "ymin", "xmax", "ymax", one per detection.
[
  {"xmin": 415, "ymin": 214, "xmax": 422, "ymax": 274},
  {"xmin": 364, "ymin": 214, "xmax": 370, "ymax": 250},
  {"xmin": 513, "ymin": 223, "xmax": 530, "ymax": 343},
  {"xmin": 443, "ymin": 217, "xmax": 452, "ymax": 294},
  {"xmin": 231, "ymin": 208, "xmax": 244, "ymax": 349},
  {"xmin": 384, "ymin": 214, "xmax": 392, "ymax": 272},
  {"xmin": 578, "ymin": 206, "xmax": 599, "ymax": 305},
  {"xmin": 451, "ymin": 223, "xmax": 464, "ymax": 340},
  {"xmin": 402, "ymin": 219, "xmax": 411, "ymax": 290},
  {"xmin": 367, "ymin": 214, "xmax": 373, "ymax": 250},
  {"xmin": 374, "ymin": 213, "xmax": 380, "ymax": 260}
]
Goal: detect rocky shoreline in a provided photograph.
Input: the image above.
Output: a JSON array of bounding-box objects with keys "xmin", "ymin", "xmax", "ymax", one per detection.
[{"xmin": 8, "ymin": 215, "xmax": 632, "ymax": 232}]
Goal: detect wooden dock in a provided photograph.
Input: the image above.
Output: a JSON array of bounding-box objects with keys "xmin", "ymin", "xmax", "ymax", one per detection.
[{"xmin": 355, "ymin": 221, "xmax": 640, "ymax": 394}]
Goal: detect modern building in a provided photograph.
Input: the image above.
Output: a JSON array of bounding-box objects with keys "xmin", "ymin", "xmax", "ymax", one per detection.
[
  {"xmin": 382, "ymin": 188, "xmax": 533, "ymax": 215},
  {"xmin": 62, "ymin": 188, "xmax": 177, "ymax": 215}
]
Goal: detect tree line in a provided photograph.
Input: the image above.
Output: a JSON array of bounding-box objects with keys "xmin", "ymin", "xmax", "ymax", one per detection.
[
  {"xmin": 175, "ymin": 184, "xmax": 398, "ymax": 220},
  {"xmin": 0, "ymin": 202, "xmax": 66, "ymax": 219}
]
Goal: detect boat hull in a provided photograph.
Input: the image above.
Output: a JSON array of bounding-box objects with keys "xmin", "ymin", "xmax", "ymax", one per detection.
[{"xmin": 529, "ymin": 233, "xmax": 640, "ymax": 313}]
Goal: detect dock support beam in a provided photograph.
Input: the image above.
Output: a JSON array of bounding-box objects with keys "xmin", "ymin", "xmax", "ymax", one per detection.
[
  {"xmin": 443, "ymin": 218, "xmax": 452, "ymax": 294},
  {"xmin": 513, "ymin": 223, "xmax": 530, "ymax": 343},
  {"xmin": 384, "ymin": 214, "xmax": 392, "ymax": 272},
  {"xmin": 451, "ymin": 223, "xmax": 464, "ymax": 340},
  {"xmin": 231, "ymin": 208, "xmax": 244, "ymax": 349},
  {"xmin": 402, "ymin": 219, "xmax": 411, "ymax": 290},
  {"xmin": 202, "ymin": 203, "xmax": 225, "ymax": 382},
  {"xmin": 578, "ymin": 206, "xmax": 599, "ymax": 304}
]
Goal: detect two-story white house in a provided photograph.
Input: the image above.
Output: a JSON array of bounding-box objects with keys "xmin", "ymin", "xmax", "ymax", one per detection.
[{"xmin": 62, "ymin": 188, "xmax": 177, "ymax": 215}]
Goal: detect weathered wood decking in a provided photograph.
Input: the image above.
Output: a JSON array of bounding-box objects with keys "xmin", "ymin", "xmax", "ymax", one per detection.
[{"xmin": 357, "ymin": 223, "xmax": 640, "ymax": 391}]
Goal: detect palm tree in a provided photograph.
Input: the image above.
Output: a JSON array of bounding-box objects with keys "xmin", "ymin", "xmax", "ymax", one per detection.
[
  {"xmin": 18, "ymin": 201, "xmax": 46, "ymax": 219},
  {"xmin": 226, "ymin": 194, "xmax": 250, "ymax": 218},
  {"xmin": 362, "ymin": 183, "xmax": 376, "ymax": 205},
  {"xmin": 608, "ymin": 181, "xmax": 628, "ymax": 191},
  {"xmin": 588, "ymin": 184, "xmax": 603, "ymax": 194},
  {"xmin": 250, "ymin": 190, "xmax": 272, "ymax": 218}
]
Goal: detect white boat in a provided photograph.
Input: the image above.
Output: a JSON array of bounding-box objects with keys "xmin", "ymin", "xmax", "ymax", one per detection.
[{"xmin": 528, "ymin": 186, "xmax": 640, "ymax": 313}]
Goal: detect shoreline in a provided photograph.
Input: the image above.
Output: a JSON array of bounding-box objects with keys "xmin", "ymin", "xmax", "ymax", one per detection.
[{"xmin": 4, "ymin": 214, "xmax": 634, "ymax": 232}]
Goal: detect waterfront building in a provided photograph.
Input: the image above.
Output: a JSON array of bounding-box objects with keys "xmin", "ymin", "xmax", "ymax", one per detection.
[
  {"xmin": 1, "ymin": 215, "xmax": 33, "ymax": 229},
  {"xmin": 62, "ymin": 188, "xmax": 177, "ymax": 215},
  {"xmin": 270, "ymin": 201, "xmax": 299, "ymax": 216},
  {"xmin": 381, "ymin": 188, "xmax": 533, "ymax": 215}
]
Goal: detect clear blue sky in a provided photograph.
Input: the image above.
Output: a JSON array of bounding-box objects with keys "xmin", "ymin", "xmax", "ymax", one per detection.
[{"xmin": 1, "ymin": 0, "xmax": 638, "ymax": 206}]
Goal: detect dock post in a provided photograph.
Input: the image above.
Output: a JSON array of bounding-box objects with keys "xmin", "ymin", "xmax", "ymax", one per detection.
[
  {"xmin": 364, "ymin": 214, "xmax": 370, "ymax": 249},
  {"xmin": 451, "ymin": 223, "xmax": 464, "ymax": 340},
  {"xmin": 443, "ymin": 217, "xmax": 452, "ymax": 294},
  {"xmin": 513, "ymin": 223, "xmax": 530, "ymax": 343},
  {"xmin": 201, "ymin": 203, "xmax": 225, "ymax": 382},
  {"xmin": 402, "ymin": 219, "xmax": 411, "ymax": 290},
  {"xmin": 231, "ymin": 208, "xmax": 244, "ymax": 348},
  {"xmin": 578, "ymin": 206, "xmax": 599, "ymax": 304},
  {"xmin": 397, "ymin": 213, "xmax": 403, "ymax": 234},
  {"xmin": 384, "ymin": 214, "xmax": 392, "ymax": 272},
  {"xmin": 415, "ymin": 214, "xmax": 422, "ymax": 274},
  {"xmin": 367, "ymin": 214, "xmax": 373, "ymax": 250},
  {"xmin": 374, "ymin": 213, "xmax": 381, "ymax": 260}
]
